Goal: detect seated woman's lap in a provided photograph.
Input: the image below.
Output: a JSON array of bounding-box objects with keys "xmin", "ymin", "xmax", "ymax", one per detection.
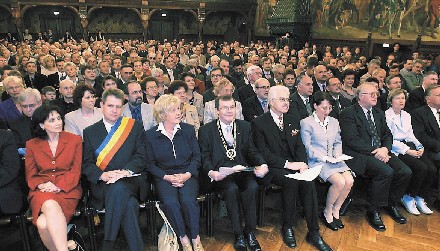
[
  {"xmin": 30, "ymin": 192, "xmax": 78, "ymax": 225},
  {"xmin": 154, "ymin": 177, "xmax": 199, "ymax": 204}
]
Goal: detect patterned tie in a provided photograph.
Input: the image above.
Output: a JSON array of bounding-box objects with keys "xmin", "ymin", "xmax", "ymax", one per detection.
[
  {"xmin": 261, "ymin": 99, "xmax": 268, "ymax": 112},
  {"xmin": 305, "ymin": 98, "xmax": 312, "ymax": 115},
  {"xmin": 132, "ymin": 107, "xmax": 142, "ymax": 122},
  {"xmin": 225, "ymin": 125, "xmax": 234, "ymax": 146},
  {"xmin": 366, "ymin": 110, "xmax": 381, "ymax": 148},
  {"xmin": 278, "ymin": 115, "xmax": 284, "ymax": 131}
]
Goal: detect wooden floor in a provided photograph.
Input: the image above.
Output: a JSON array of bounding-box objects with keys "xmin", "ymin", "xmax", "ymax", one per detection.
[{"xmin": 2, "ymin": 195, "xmax": 440, "ymax": 251}]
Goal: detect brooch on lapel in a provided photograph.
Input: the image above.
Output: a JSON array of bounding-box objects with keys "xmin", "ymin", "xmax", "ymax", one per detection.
[{"xmin": 291, "ymin": 129, "xmax": 299, "ymax": 136}]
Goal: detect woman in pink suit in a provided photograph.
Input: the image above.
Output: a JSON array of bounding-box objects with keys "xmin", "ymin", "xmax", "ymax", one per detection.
[{"xmin": 26, "ymin": 104, "xmax": 82, "ymax": 251}]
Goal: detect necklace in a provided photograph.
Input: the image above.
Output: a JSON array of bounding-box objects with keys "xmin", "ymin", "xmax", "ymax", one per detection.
[{"xmin": 217, "ymin": 120, "xmax": 236, "ymax": 160}]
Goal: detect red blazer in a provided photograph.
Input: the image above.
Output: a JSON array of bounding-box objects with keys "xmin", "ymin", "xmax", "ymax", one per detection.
[{"xmin": 25, "ymin": 131, "xmax": 83, "ymax": 200}]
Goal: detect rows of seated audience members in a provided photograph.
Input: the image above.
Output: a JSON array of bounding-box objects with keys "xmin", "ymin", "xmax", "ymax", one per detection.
[{"xmin": 0, "ymin": 38, "xmax": 440, "ymax": 251}]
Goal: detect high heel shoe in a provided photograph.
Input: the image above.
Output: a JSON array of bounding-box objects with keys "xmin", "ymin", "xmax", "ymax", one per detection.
[
  {"xmin": 320, "ymin": 211, "xmax": 339, "ymax": 231},
  {"xmin": 194, "ymin": 242, "xmax": 205, "ymax": 251},
  {"xmin": 333, "ymin": 216, "xmax": 344, "ymax": 229}
]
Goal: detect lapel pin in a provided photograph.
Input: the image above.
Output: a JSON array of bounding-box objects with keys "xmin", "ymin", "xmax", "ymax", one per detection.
[{"xmin": 291, "ymin": 129, "xmax": 299, "ymax": 136}]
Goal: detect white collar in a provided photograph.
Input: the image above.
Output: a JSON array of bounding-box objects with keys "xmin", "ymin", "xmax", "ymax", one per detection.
[
  {"xmin": 270, "ymin": 109, "xmax": 283, "ymax": 123},
  {"xmin": 103, "ymin": 118, "xmax": 116, "ymax": 133},
  {"xmin": 312, "ymin": 112, "xmax": 329, "ymax": 128},
  {"xmin": 157, "ymin": 122, "xmax": 181, "ymax": 140},
  {"xmin": 298, "ymin": 93, "xmax": 309, "ymax": 103}
]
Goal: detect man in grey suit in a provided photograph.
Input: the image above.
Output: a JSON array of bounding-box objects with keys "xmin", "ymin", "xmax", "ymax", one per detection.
[{"xmin": 122, "ymin": 81, "xmax": 156, "ymax": 131}]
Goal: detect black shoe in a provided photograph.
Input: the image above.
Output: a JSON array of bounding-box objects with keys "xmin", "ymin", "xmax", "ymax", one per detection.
[
  {"xmin": 234, "ymin": 233, "xmax": 247, "ymax": 251},
  {"xmin": 320, "ymin": 211, "xmax": 339, "ymax": 231},
  {"xmin": 433, "ymin": 199, "xmax": 440, "ymax": 212},
  {"xmin": 333, "ymin": 217, "xmax": 344, "ymax": 229},
  {"xmin": 384, "ymin": 206, "xmax": 407, "ymax": 224},
  {"xmin": 281, "ymin": 227, "xmax": 297, "ymax": 248},
  {"xmin": 340, "ymin": 197, "xmax": 352, "ymax": 216},
  {"xmin": 246, "ymin": 232, "xmax": 262, "ymax": 251},
  {"xmin": 306, "ymin": 232, "xmax": 332, "ymax": 251},
  {"xmin": 366, "ymin": 211, "xmax": 386, "ymax": 231}
]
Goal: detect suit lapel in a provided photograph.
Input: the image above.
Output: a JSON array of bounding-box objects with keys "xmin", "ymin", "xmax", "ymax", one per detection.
[
  {"xmin": 255, "ymin": 96, "xmax": 264, "ymax": 114},
  {"xmin": 263, "ymin": 113, "xmax": 283, "ymax": 149},
  {"xmin": 354, "ymin": 104, "xmax": 374, "ymax": 137},
  {"xmin": 426, "ymin": 107, "xmax": 440, "ymax": 134},
  {"xmin": 55, "ymin": 132, "xmax": 69, "ymax": 158}
]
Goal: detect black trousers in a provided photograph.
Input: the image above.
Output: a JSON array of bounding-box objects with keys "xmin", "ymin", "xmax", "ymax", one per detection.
[
  {"xmin": 103, "ymin": 180, "xmax": 144, "ymax": 251},
  {"xmin": 214, "ymin": 172, "xmax": 259, "ymax": 234},
  {"xmin": 398, "ymin": 154, "xmax": 437, "ymax": 199},
  {"xmin": 364, "ymin": 155, "xmax": 412, "ymax": 210},
  {"xmin": 269, "ymin": 168, "xmax": 319, "ymax": 232},
  {"xmin": 155, "ymin": 176, "xmax": 200, "ymax": 239}
]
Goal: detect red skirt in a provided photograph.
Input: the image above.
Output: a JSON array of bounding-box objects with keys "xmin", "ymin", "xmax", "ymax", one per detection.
[{"xmin": 29, "ymin": 191, "xmax": 79, "ymax": 225}]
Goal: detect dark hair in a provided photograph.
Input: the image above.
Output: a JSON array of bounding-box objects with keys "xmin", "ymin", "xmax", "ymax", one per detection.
[
  {"xmin": 215, "ymin": 95, "xmax": 234, "ymax": 110},
  {"xmin": 31, "ymin": 104, "xmax": 64, "ymax": 139},
  {"xmin": 180, "ymin": 72, "xmax": 195, "ymax": 80},
  {"xmin": 210, "ymin": 67, "xmax": 224, "ymax": 76},
  {"xmin": 120, "ymin": 64, "xmax": 133, "ymax": 71},
  {"xmin": 102, "ymin": 75, "xmax": 117, "ymax": 87},
  {"xmin": 365, "ymin": 77, "xmax": 379, "ymax": 85},
  {"xmin": 41, "ymin": 86, "xmax": 56, "ymax": 94},
  {"xmin": 342, "ymin": 69, "xmax": 356, "ymax": 79},
  {"xmin": 168, "ymin": 80, "xmax": 188, "ymax": 94},
  {"xmin": 283, "ymin": 68, "xmax": 296, "ymax": 79},
  {"xmin": 80, "ymin": 65, "xmax": 93, "ymax": 75},
  {"xmin": 312, "ymin": 91, "xmax": 335, "ymax": 106},
  {"xmin": 72, "ymin": 84, "xmax": 96, "ymax": 108},
  {"xmin": 140, "ymin": 77, "xmax": 158, "ymax": 91}
]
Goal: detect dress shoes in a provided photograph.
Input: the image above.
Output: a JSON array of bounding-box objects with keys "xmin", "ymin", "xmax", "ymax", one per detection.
[
  {"xmin": 384, "ymin": 206, "xmax": 407, "ymax": 224},
  {"xmin": 234, "ymin": 233, "xmax": 247, "ymax": 251},
  {"xmin": 320, "ymin": 211, "xmax": 339, "ymax": 231},
  {"xmin": 281, "ymin": 227, "xmax": 297, "ymax": 248},
  {"xmin": 333, "ymin": 217, "xmax": 344, "ymax": 229},
  {"xmin": 366, "ymin": 211, "xmax": 386, "ymax": 231},
  {"xmin": 246, "ymin": 232, "xmax": 262, "ymax": 251},
  {"xmin": 306, "ymin": 232, "xmax": 333, "ymax": 251}
]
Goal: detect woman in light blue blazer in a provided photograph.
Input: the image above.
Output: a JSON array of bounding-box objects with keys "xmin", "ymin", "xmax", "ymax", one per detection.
[
  {"xmin": 385, "ymin": 88, "xmax": 436, "ymax": 215},
  {"xmin": 300, "ymin": 91, "xmax": 353, "ymax": 231}
]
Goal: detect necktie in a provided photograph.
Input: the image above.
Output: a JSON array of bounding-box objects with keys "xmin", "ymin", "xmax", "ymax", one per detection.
[
  {"xmin": 225, "ymin": 125, "xmax": 234, "ymax": 146},
  {"xmin": 366, "ymin": 110, "xmax": 381, "ymax": 148},
  {"xmin": 278, "ymin": 115, "xmax": 284, "ymax": 131},
  {"xmin": 60, "ymin": 73, "xmax": 66, "ymax": 80},
  {"xmin": 334, "ymin": 98, "xmax": 341, "ymax": 114},
  {"xmin": 265, "ymin": 72, "xmax": 271, "ymax": 79},
  {"xmin": 261, "ymin": 100, "xmax": 268, "ymax": 112},
  {"xmin": 305, "ymin": 98, "xmax": 312, "ymax": 115},
  {"xmin": 168, "ymin": 69, "xmax": 174, "ymax": 82},
  {"xmin": 132, "ymin": 107, "xmax": 142, "ymax": 122},
  {"xmin": 116, "ymin": 72, "xmax": 121, "ymax": 79}
]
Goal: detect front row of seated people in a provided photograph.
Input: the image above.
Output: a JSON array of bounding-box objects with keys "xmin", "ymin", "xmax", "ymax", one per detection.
[{"xmin": 3, "ymin": 81, "xmax": 440, "ymax": 251}]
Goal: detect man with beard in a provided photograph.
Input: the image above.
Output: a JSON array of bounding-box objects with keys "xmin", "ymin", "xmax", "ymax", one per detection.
[{"xmin": 121, "ymin": 81, "xmax": 155, "ymax": 131}]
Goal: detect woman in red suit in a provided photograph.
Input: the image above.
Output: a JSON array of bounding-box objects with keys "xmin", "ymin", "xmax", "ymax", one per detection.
[{"xmin": 26, "ymin": 104, "xmax": 82, "ymax": 251}]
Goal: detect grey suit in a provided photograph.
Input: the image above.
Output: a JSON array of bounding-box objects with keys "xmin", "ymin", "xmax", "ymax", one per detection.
[
  {"xmin": 300, "ymin": 115, "xmax": 350, "ymax": 181},
  {"xmin": 122, "ymin": 103, "xmax": 156, "ymax": 131}
]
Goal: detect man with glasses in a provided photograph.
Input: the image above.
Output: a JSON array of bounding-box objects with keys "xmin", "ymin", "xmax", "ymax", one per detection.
[
  {"xmin": 203, "ymin": 68, "xmax": 239, "ymax": 103},
  {"xmin": 199, "ymin": 95, "xmax": 268, "ymax": 251},
  {"xmin": 0, "ymin": 76, "xmax": 24, "ymax": 123},
  {"xmin": 252, "ymin": 85, "xmax": 332, "ymax": 251},
  {"xmin": 50, "ymin": 79, "xmax": 76, "ymax": 115},
  {"xmin": 340, "ymin": 83, "xmax": 411, "ymax": 231},
  {"xmin": 326, "ymin": 77, "xmax": 351, "ymax": 120},
  {"xmin": 8, "ymin": 88, "xmax": 42, "ymax": 151},
  {"xmin": 122, "ymin": 81, "xmax": 155, "ymax": 131},
  {"xmin": 238, "ymin": 65, "xmax": 262, "ymax": 103},
  {"xmin": 288, "ymin": 74, "xmax": 314, "ymax": 120},
  {"xmin": 243, "ymin": 78, "xmax": 270, "ymax": 122}
]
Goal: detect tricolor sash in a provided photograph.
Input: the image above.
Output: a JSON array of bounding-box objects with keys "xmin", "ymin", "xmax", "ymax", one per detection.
[{"xmin": 95, "ymin": 117, "xmax": 135, "ymax": 170}]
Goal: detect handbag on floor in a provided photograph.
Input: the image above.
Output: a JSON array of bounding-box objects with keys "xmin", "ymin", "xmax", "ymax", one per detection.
[{"xmin": 156, "ymin": 202, "xmax": 179, "ymax": 251}]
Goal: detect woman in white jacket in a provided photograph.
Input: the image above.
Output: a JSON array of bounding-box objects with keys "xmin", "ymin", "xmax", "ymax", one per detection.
[{"xmin": 385, "ymin": 88, "xmax": 436, "ymax": 215}]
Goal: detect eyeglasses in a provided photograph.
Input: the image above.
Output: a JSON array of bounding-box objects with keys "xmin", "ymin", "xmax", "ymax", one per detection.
[
  {"xmin": 273, "ymin": 97, "xmax": 290, "ymax": 102},
  {"xmin": 255, "ymin": 86, "xmax": 270, "ymax": 90},
  {"xmin": 211, "ymin": 74, "xmax": 223, "ymax": 78},
  {"xmin": 21, "ymin": 103, "xmax": 37, "ymax": 109},
  {"xmin": 122, "ymin": 71, "xmax": 133, "ymax": 74},
  {"xmin": 359, "ymin": 92, "xmax": 379, "ymax": 97},
  {"xmin": 146, "ymin": 86, "xmax": 158, "ymax": 90}
]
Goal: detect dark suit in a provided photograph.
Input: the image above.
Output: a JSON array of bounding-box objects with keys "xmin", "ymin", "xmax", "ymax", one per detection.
[
  {"xmin": 163, "ymin": 67, "xmax": 181, "ymax": 82},
  {"xmin": 412, "ymin": 105, "xmax": 440, "ymax": 200},
  {"xmin": 82, "ymin": 119, "xmax": 146, "ymax": 251},
  {"xmin": 238, "ymin": 84, "xmax": 256, "ymax": 103},
  {"xmin": 243, "ymin": 96, "xmax": 265, "ymax": 122},
  {"xmin": 7, "ymin": 116, "xmax": 32, "ymax": 148},
  {"xmin": 287, "ymin": 92, "xmax": 314, "ymax": 120},
  {"xmin": 50, "ymin": 98, "xmax": 76, "ymax": 116},
  {"xmin": 0, "ymin": 130, "xmax": 24, "ymax": 214},
  {"xmin": 312, "ymin": 80, "xmax": 326, "ymax": 94},
  {"xmin": 0, "ymin": 98, "xmax": 22, "ymax": 123},
  {"xmin": 340, "ymin": 103, "xmax": 411, "ymax": 210},
  {"xmin": 146, "ymin": 123, "xmax": 200, "ymax": 239},
  {"xmin": 251, "ymin": 112, "xmax": 319, "ymax": 231},
  {"xmin": 199, "ymin": 119, "xmax": 265, "ymax": 234},
  {"xmin": 406, "ymin": 87, "xmax": 426, "ymax": 112},
  {"xmin": 329, "ymin": 95, "xmax": 352, "ymax": 120},
  {"xmin": 24, "ymin": 73, "xmax": 47, "ymax": 91}
]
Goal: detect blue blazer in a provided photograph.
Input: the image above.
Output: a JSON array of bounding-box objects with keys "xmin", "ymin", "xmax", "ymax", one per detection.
[
  {"xmin": 145, "ymin": 123, "xmax": 201, "ymax": 180},
  {"xmin": 0, "ymin": 98, "xmax": 21, "ymax": 123}
]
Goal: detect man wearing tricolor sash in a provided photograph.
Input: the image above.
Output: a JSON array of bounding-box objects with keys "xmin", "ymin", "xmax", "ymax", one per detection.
[{"xmin": 82, "ymin": 88, "xmax": 147, "ymax": 251}]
